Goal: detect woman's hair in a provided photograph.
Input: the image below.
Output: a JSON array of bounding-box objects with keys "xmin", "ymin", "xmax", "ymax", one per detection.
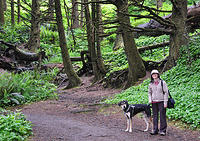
[{"xmin": 150, "ymin": 73, "xmax": 161, "ymax": 83}]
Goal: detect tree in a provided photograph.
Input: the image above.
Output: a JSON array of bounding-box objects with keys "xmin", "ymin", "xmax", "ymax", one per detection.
[
  {"xmin": 108, "ymin": 0, "xmax": 188, "ymax": 73},
  {"xmin": 11, "ymin": 0, "xmax": 15, "ymax": 25},
  {"xmin": 71, "ymin": 0, "xmax": 80, "ymax": 28},
  {"xmin": 113, "ymin": 27, "xmax": 124, "ymax": 50},
  {"xmin": 17, "ymin": 0, "xmax": 21, "ymax": 23},
  {"xmin": 94, "ymin": 0, "xmax": 106, "ymax": 78},
  {"xmin": 163, "ymin": 0, "xmax": 188, "ymax": 71},
  {"xmin": 84, "ymin": 0, "xmax": 106, "ymax": 82},
  {"xmin": 108, "ymin": 0, "xmax": 146, "ymax": 89},
  {"xmin": 54, "ymin": 0, "xmax": 81, "ymax": 89},
  {"xmin": 47, "ymin": 0, "xmax": 54, "ymax": 20},
  {"xmin": 0, "ymin": 0, "xmax": 5, "ymax": 25},
  {"xmin": 80, "ymin": 0, "xmax": 84, "ymax": 27},
  {"xmin": 27, "ymin": 0, "xmax": 41, "ymax": 52},
  {"xmin": 3, "ymin": 0, "xmax": 6, "ymax": 11}
]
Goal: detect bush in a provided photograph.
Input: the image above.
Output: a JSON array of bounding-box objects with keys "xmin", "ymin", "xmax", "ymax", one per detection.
[
  {"xmin": 0, "ymin": 109, "xmax": 32, "ymax": 141},
  {"xmin": 0, "ymin": 70, "xmax": 58, "ymax": 107}
]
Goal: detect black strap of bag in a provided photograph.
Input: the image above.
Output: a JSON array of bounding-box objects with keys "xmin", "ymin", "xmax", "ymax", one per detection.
[
  {"xmin": 161, "ymin": 80, "xmax": 175, "ymax": 108},
  {"xmin": 161, "ymin": 80, "xmax": 172, "ymax": 98}
]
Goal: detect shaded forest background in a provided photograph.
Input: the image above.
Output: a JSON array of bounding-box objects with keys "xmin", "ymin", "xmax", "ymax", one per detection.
[
  {"xmin": 0, "ymin": 0, "xmax": 200, "ymax": 140},
  {"xmin": 1, "ymin": 0, "xmax": 200, "ymax": 89}
]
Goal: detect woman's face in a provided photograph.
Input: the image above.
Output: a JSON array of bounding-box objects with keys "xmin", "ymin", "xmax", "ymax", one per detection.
[{"xmin": 152, "ymin": 73, "xmax": 159, "ymax": 79}]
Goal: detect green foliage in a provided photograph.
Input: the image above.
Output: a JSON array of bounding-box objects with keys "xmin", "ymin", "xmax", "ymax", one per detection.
[
  {"xmin": 0, "ymin": 24, "xmax": 29, "ymax": 44},
  {"xmin": 0, "ymin": 109, "xmax": 32, "ymax": 141},
  {"xmin": 66, "ymin": 28, "xmax": 88, "ymax": 55},
  {"xmin": 103, "ymin": 35, "xmax": 170, "ymax": 77},
  {"xmin": 41, "ymin": 25, "xmax": 59, "ymax": 45},
  {"xmin": 105, "ymin": 36, "xmax": 200, "ymax": 129},
  {"xmin": 0, "ymin": 70, "xmax": 58, "ymax": 107},
  {"xmin": 103, "ymin": 48, "xmax": 128, "ymax": 75},
  {"xmin": 137, "ymin": 35, "xmax": 170, "ymax": 61}
]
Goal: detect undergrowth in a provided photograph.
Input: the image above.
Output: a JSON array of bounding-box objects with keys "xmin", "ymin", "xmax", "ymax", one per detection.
[
  {"xmin": 0, "ymin": 108, "xmax": 32, "ymax": 141},
  {"xmin": 0, "ymin": 69, "xmax": 58, "ymax": 107},
  {"xmin": 105, "ymin": 36, "xmax": 200, "ymax": 129},
  {"xmin": 103, "ymin": 35, "xmax": 170, "ymax": 75}
]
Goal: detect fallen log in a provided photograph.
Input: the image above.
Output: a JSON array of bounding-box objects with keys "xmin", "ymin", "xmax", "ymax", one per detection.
[
  {"xmin": 134, "ymin": 4, "xmax": 200, "ymax": 37},
  {"xmin": 0, "ymin": 40, "xmax": 45, "ymax": 62},
  {"xmin": 0, "ymin": 57, "xmax": 14, "ymax": 71}
]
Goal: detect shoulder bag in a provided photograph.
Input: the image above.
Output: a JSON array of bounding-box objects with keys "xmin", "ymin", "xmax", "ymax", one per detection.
[{"xmin": 161, "ymin": 80, "xmax": 175, "ymax": 109}]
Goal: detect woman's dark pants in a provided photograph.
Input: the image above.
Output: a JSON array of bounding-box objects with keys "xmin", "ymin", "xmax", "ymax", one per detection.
[{"xmin": 152, "ymin": 102, "xmax": 167, "ymax": 133}]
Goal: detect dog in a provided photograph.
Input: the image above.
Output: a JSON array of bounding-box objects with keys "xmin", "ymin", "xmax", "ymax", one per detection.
[{"xmin": 118, "ymin": 100, "xmax": 152, "ymax": 133}]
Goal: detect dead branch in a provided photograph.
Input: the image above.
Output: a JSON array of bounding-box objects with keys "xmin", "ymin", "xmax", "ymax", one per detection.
[{"xmin": 138, "ymin": 42, "xmax": 170, "ymax": 53}]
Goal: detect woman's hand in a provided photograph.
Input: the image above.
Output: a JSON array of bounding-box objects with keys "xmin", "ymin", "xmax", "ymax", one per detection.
[{"xmin": 164, "ymin": 103, "xmax": 167, "ymax": 108}]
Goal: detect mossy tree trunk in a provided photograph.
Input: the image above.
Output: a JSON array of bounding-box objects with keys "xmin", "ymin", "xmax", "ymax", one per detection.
[
  {"xmin": 17, "ymin": 0, "xmax": 21, "ymax": 23},
  {"xmin": 84, "ymin": 0, "xmax": 106, "ymax": 82},
  {"xmin": 71, "ymin": 0, "xmax": 80, "ymax": 29},
  {"xmin": 93, "ymin": 0, "xmax": 106, "ymax": 80},
  {"xmin": 0, "ymin": 0, "xmax": 5, "ymax": 25},
  {"xmin": 114, "ymin": 0, "xmax": 146, "ymax": 89},
  {"xmin": 11, "ymin": 0, "xmax": 15, "ymax": 25},
  {"xmin": 163, "ymin": 0, "xmax": 188, "ymax": 71},
  {"xmin": 54, "ymin": 0, "xmax": 81, "ymax": 89},
  {"xmin": 47, "ymin": 0, "xmax": 54, "ymax": 20},
  {"xmin": 28, "ymin": 0, "xmax": 41, "ymax": 52}
]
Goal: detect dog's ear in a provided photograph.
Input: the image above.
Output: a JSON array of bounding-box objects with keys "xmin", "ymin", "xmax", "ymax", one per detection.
[
  {"xmin": 124, "ymin": 100, "xmax": 128, "ymax": 104},
  {"xmin": 118, "ymin": 100, "xmax": 128, "ymax": 106}
]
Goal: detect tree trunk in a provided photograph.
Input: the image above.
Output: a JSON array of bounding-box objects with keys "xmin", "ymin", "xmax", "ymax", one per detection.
[
  {"xmin": 87, "ymin": 0, "xmax": 105, "ymax": 81},
  {"xmin": 162, "ymin": 0, "xmax": 188, "ymax": 72},
  {"xmin": 11, "ymin": 0, "xmax": 15, "ymax": 25},
  {"xmin": 113, "ymin": 28, "xmax": 124, "ymax": 50},
  {"xmin": 80, "ymin": 0, "xmax": 84, "ymax": 28},
  {"xmin": 98, "ymin": 2, "xmax": 103, "ymax": 42},
  {"xmin": 115, "ymin": 0, "xmax": 146, "ymax": 89},
  {"xmin": 95, "ymin": 0, "xmax": 106, "ymax": 78},
  {"xmin": 91, "ymin": 0, "xmax": 100, "ymax": 81},
  {"xmin": 28, "ymin": 0, "xmax": 41, "ymax": 52},
  {"xmin": 71, "ymin": 0, "xmax": 79, "ymax": 29},
  {"xmin": 3, "ymin": 0, "xmax": 6, "ymax": 11},
  {"xmin": 156, "ymin": 0, "xmax": 163, "ymax": 10},
  {"xmin": 54, "ymin": 0, "xmax": 81, "ymax": 89},
  {"xmin": 17, "ymin": 0, "xmax": 21, "ymax": 23},
  {"xmin": 0, "ymin": 40, "xmax": 45, "ymax": 62},
  {"xmin": 48, "ymin": 0, "xmax": 54, "ymax": 20},
  {"xmin": 0, "ymin": 0, "xmax": 5, "ymax": 25},
  {"xmin": 84, "ymin": 0, "xmax": 92, "ymax": 55}
]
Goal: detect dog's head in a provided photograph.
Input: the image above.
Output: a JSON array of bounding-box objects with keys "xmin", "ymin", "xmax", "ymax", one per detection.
[{"xmin": 118, "ymin": 100, "xmax": 128, "ymax": 110}]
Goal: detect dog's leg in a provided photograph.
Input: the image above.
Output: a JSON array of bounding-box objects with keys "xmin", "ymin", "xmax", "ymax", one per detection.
[
  {"xmin": 125, "ymin": 118, "xmax": 130, "ymax": 132},
  {"xmin": 129, "ymin": 118, "xmax": 133, "ymax": 132},
  {"xmin": 143, "ymin": 113, "xmax": 149, "ymax": 132}
]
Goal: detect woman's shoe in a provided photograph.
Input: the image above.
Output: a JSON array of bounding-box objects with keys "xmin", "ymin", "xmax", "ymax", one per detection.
[
  {"xmin": 150, "ymin": 131, "xmax": 158, "ymax": 135},
  {"xmin": 159, "ymin": 131, "xmax": 166, "ymax": 136}
]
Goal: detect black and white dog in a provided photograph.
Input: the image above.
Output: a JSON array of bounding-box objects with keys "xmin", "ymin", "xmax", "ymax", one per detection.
[{"xmin": 118, "ymin": 100, "xmax": 152, "ymax": 132}]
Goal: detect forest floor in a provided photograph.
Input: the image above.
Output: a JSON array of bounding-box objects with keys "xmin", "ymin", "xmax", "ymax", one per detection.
[{"xmin": 20, "ymin": 75, "xmax": 200, "ymax": 141}]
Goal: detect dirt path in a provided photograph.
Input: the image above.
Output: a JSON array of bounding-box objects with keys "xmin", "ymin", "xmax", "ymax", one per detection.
[{"xmin": 21, "ymin": 76, "xmax": 200, "ymax": 141}]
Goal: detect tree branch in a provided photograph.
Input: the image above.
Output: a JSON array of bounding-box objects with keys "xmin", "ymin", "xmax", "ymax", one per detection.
[{"xmin": 138, "ymin": 42, "xmax": 170, "ymax": 53}]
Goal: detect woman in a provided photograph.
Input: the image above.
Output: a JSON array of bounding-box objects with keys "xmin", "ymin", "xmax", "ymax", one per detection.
[{"xmin": 148, "ymin": 69, "xmax": 169, "ymax": 136}]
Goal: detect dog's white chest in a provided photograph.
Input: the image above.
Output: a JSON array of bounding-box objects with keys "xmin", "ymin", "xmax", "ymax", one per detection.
[{"xmin": 125, "ymin": 112, "xmax": 131, "ymax": 118}]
